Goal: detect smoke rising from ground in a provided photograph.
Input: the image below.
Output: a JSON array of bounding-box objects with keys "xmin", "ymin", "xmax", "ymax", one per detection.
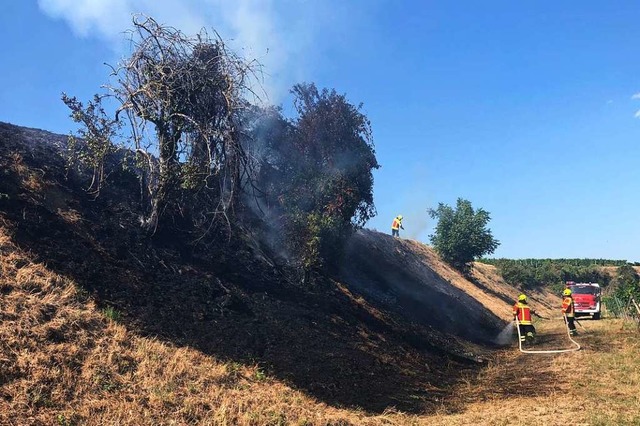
[
  {"xmin": 405, "ymin": 204, "xmax": 430, "ymax": 240},
  {"xmin": 37, "ymin": 0, "xmax": 358, "ymax": 102}
]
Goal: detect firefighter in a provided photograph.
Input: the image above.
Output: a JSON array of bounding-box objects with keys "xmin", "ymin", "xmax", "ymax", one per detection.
[
  {"xmin": 562, "ymin": 288, "xmax": 578, "ymax": 336},
  {"xmin": 391, "ymin": 215, "xmax": 404, "ymax": 237},
  {"xmin": 513, "ymin": 294, "xmax": 541, "ymax": 343}
]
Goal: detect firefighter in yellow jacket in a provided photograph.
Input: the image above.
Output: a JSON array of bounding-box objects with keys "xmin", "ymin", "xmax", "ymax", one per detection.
[
  {"xmin": 513, "ymin": 294, "xmax": 541, "ymax": 343},
  {"xmin": 391, "ymin": 215, "xmax": 404, "ymax": 237},
  {"xmin": 562, "ymin": 288, "xmax": 578, "ymax": 336}
]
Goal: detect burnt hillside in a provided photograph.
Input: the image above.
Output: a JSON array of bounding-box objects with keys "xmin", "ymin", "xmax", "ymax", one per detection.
[
  {"xmin": 1, "ymin": 121, "xmax": 526, "ymax": 423},
  {"xmin": 340, "ymin": 231, "xmax": 506, "ymax": 344},
  {"xmin": 340, "ymin": 231, "xmax": 558, "ymax": 342}
]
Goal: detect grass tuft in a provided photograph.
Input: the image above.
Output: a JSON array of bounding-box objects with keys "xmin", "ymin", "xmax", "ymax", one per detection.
[{"xmin": 101, "ymin": 305, "xmax": 121, "ymax": 322}]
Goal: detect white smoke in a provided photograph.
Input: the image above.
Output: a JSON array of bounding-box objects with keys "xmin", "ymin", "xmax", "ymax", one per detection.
[{"xmin": 37, "ymin": 0, "xmax": 351, "ymax": 102}]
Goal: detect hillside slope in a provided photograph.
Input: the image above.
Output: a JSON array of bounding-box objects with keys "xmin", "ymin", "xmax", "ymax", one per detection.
[
  {"xmin": 340, "ymin": 231, "xmax": 557, "ymax": 342},
  {"xmin": 0, "ymin": 121, "xmax": 552, "ymax": 424},
  {"xmin": 341, "ymin": 231, "xmax": 505, "ymax": 343}
]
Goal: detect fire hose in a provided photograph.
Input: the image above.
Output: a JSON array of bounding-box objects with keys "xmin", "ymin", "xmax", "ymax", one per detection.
[{"xmin": 514, "ymin": 315, "xmax": 580, "ymax": 354}]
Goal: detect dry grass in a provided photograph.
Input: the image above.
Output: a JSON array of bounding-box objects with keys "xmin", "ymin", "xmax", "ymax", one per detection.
[
  {"xmin": 9, "ymin": 152, "xmax": 44, "ymax": 194},
  {"xmin": 401, "ymin": 240, "xmax": 559, "ymax": 322},
  {"xmin": 600, "ymin": 266, "xmax": 640, "ymax": 277},
  {"xmin": 419, "ymin": 318, "xmax": 640, "ymax": 426},
  {"xmin": 0, "ymin": 225, "xmax": 423, "ymax": 425},
  {"xmin": 470, "ymin": 261, "xmax": 558, "ymax": 318},
  {"xmin": 406, "ymin": 241, "xmax": 511, "ymax": 318}
]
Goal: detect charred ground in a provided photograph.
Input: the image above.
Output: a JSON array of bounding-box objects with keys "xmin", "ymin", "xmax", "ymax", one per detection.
[{"xmin": 0, "ymin": 122, "xmax": 562, "ymax": 423}]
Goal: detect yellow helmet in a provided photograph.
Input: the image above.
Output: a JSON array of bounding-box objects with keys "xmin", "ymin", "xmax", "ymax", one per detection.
[
  {"xmin": 518, "ymin": 294, "xmax": 527, "ymax": 302},
  {"xmin": 563, "ymin": 288, "xmax": 572, "ymax": 296},
  {"xmin": 397, "ymin": 215, "xmax": 403, "ymax": 220}
]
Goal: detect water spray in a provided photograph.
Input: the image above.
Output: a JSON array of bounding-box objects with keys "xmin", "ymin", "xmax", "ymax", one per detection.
[{"xmin": 494, "ymin": 322, "xmax": 515, "ymax": 346}]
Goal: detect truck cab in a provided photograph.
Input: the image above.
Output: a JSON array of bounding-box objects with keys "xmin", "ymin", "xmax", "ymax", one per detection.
[{"xmin": 566, "ymin": 282, "xmax": 602, "ymax": 320}]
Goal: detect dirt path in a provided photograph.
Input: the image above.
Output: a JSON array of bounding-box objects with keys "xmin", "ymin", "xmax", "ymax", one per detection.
[
  {"xmin": 419, "ymin": 318, "xmax": 640, "ymax": 425},
  {"xmin": 450, "ymin": 319, "xmax": 576, "ymax": 407}
]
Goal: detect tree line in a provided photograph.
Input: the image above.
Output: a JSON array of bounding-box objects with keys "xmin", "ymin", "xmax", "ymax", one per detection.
[
  {"xmin": 604, "ymin": 264, "xmax": 640, "ymax": 316},
  {"xmin": 481, "ymin": 258, "xmax": 629, "ymax": 268},
  {"xmin": 479, "ymin": 258, "xmax": 639, "ymax": 297}
]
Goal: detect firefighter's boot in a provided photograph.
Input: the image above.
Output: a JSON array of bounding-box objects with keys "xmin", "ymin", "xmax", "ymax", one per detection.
[{"xmin": 526, "ymin": 332, "xmax": 535, "ymax": 344}]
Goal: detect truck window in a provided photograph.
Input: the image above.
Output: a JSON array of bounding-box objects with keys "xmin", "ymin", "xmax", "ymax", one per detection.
[{"xmin": 570, "ymin": 286, "xmax": 596, "ymax": 295}]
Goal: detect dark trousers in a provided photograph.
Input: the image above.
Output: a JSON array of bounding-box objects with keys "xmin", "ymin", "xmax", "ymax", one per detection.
[
  {"xmin": 518, "ymin": 324, "xmax": 536, "ymax": 341},
  {"xmin": 392, "ymin": 229, "xmax": 399, "ymax": 237},
  {"xmin": 565, "ymin": 316, "xmax": 576, "ymax": 332}
]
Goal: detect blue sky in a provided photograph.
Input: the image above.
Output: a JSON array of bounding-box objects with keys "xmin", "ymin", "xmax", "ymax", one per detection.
[{"xmin": 2, "ymin": 1, "xmax": 639, "ymax": 262}]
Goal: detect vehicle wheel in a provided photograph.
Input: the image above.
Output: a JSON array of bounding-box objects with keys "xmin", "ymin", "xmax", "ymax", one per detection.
[{"xmin": 593, "ymin": 312, "xmax": 601, "ymax": 320}]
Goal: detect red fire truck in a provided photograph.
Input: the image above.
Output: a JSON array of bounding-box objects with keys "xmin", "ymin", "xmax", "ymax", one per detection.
[{"xmin": 565, "ymin": 281, "xmax": 602, "ymax": 320}]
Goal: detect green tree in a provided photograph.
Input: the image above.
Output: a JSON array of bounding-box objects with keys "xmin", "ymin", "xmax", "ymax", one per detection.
[
  {"xmin": 428, "ymin": 198, "xmax": 500, "ymax": 270},
  {"xmin": 61, "ymin": 93, "xmax": 121, "ymax": 195},
  {"xmin": 288, "ymin": 83, "xmax": 378, "ymax": 227},
  {"xmin": 251, "ymin": 83, "xmax": 379, "ymax": 277}
]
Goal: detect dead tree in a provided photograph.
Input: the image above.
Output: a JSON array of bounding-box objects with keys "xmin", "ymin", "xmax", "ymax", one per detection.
[{"xmin": 107, "ymin": 15, "xmax": 262, "ymax": 233}]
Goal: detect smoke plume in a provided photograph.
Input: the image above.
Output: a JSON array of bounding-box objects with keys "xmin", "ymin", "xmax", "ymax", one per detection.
[{"xmin": 37, "ymin": 0, "xmax": 355, "ymax": 102}]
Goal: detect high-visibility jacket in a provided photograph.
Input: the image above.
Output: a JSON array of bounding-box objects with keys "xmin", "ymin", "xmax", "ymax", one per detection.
[
  {"xmin": 391, "ymin": 218, "xmax": 402, "ymax": 230},
  {"xmin": 562, "ymin": 296, "xmax": 575, "ymax": 318},
  {"xmin": 513, "ymin": 302, "xmax": 532, "ymax": 325}
]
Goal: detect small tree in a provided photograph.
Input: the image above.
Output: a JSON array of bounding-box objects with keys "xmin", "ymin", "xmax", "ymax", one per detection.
[
  {"xmin": 62, "ymin": 94, "xmax": 121, "ymax": 195},
  {"xmin": 428, "ymin": 198, "xmax": 499, "ymax": 270},
  {"xmin": 251, "ymin": 83, "xmax": 379, "ymax": 276},
  {"xmin": 288, "ymin": 83, "xmax": 379, "ymax": 228}
]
